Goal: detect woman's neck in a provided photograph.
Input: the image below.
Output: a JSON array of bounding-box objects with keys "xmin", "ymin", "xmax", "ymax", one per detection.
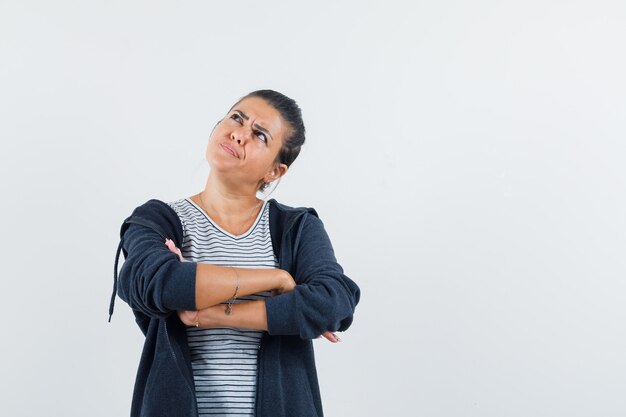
[{"xmin": 196, "ymin": 173, "xmax": 262, "ymax": 221}]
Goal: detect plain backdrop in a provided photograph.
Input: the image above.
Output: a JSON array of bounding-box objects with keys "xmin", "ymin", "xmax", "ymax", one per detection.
[{"xmin": 1, "ymin": 1, "xmax": 625, "ymax": 416}]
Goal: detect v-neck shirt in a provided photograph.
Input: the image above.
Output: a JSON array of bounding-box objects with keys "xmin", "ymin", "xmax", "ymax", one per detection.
[{"xmin": 166, "ymin": 197, "xmax": 277, "ymax": 416}]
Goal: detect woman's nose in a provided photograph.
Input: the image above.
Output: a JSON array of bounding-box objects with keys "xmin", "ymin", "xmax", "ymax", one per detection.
[{"xmin": 230, "ymin": 125, "xmax": 252, "ymax": 144}]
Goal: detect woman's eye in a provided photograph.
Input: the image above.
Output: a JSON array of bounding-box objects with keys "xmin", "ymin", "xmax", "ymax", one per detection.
[{"xmin": 255, "ymin": 131, "xmax": 267, "ymax": 142}]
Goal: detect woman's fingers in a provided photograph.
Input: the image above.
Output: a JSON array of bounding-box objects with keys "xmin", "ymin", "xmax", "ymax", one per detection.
[
  {"xmin": 177, "ymin": 310, "xmax": 198, "ymax": 326},
  {"xmin": 321, "ymin": 331, "xmax": 341, "ymax": 343},
  {"xmin": 165, "ymin": 238, "xmax": 185, "ymax": 261}
]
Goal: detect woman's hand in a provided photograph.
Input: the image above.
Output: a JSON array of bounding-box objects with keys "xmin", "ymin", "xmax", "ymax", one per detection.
[
  {"xmin": 321, "ymin": 331, "xmax": 341, "ymax": 343},
  {"xmin": 165, "ymin": 238, "xmax": 184, "ymax": 261},
  {"xmin": 178, "ymin": 310, "xmax": 199, "ymax": 327},
  {"xmin": 178, "ymin": 306, "xmax": 223, "ymax": 328},
  {"xmin": 178, "ymin": 308, "xmax": 222, "ymax": 328}
]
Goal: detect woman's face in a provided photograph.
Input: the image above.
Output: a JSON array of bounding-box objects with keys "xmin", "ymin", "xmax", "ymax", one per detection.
[{"xmin": 206, "ymin": 96, "xmax": 289, "ymax": 190}]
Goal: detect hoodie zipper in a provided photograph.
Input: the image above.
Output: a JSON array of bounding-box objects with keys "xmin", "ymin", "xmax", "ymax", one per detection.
[
  {"xmin": 255, "ymin": 332, "xmax": 267, "ymax": 417},
  {"xmin": 164, "ymin": 314, "xmax": 199, "ymax": 416},
  {"xmin": 163, "ymin": 321, "xmax": 177, "ymax": 361},
  {"xmin": 254, "ymin": 210, "xmax": 307, "ymax": 417}
]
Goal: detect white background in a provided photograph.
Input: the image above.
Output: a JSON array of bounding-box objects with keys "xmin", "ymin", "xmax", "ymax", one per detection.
[{"xmin": 1, "ymin": 1, "xmax": 625, "ymax": 416}]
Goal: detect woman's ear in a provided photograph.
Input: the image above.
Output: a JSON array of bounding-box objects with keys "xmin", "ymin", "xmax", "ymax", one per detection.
[{"xmin": 265, "ymin": 163, "xmax": 288, "ymax": 183}]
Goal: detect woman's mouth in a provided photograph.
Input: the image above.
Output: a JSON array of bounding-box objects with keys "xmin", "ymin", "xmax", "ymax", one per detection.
[{"xmin": 221, "ymin": 144, "xmax": 239, "ymax": 158}]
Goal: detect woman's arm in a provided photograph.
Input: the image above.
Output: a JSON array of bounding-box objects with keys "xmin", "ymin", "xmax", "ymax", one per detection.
[
  {"xmin": 164, "ymin": 238, "xmax": 295, "ymax": 310},
  {"xmin": 170, "ymin": 213, "xmax": 357, "ymax": 343},
  {"xmin": 194, "ymin": 264, "xmax": 294, "ymax": 310},
  {"xmin": 181, "ymin": 300, "xmax": 267, "ymax": 330},
  {"xmin": 178, "ymin": 301, "xmax": 341, "ymax": 342},
  {"xmin": 117, "ymin": 223, "xmax": 197, "ymax": 317},
  {"xmin": 117, "ymin": 223, "xmax": 294, "ymax": 318},
  {"xmin": 177, "ymin": 213, "xmax": 358, "ymax": 343},
  {"xmin": 264, "ymin": 214, "xmax": 360, "ymax": 339}
]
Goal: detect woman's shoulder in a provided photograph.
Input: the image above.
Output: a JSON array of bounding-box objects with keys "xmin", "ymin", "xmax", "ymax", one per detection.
[
  {"xmin": 128, "ymin": 197, "xmax": 187, "ymax": 224},
  {"xmin": 119, "ymin": 198, "xmax": 185, "ymax": 244},
  {"xmin": 268, "ymin": 198, "xmax": 319, "ymax": 218},
  {"xmin": 127, "ymin": 198, "xmax": 178, "ymax": 219}
]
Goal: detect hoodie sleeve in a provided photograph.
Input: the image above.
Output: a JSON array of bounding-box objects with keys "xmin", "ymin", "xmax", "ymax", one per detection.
[
  {"xmin": 116, "ymin": 222, "xmax": 197, "ymax": 318},
  {"xmin": 264, "ymin": 214, "xmax": 360, "ymax": 339}
]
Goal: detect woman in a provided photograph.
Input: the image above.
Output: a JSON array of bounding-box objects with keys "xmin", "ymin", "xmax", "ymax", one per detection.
[{"xmin": 110, "ymin": 89, "xmax": 360, "ymax": 417}]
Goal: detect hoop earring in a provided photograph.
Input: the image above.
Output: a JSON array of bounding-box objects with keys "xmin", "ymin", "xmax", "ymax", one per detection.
[{"xmin": 260, "ymin": 176, "xmax": 281, "ymax": 198}]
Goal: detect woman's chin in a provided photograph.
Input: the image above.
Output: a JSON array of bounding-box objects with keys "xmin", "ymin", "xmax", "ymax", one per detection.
[{"xmin": 206, "ymin": 154, "xmax": 239, "ymax": 172}]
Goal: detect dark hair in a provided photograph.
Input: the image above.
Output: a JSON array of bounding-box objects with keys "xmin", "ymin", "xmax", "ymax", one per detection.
[{"xmin": 230, "ymin": 89, "xmax": 306, "ymax": 192}]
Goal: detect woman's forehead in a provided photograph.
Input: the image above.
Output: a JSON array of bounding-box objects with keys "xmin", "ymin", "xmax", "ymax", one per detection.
[{"xmin": 231, "ymin": 96, "xmax": 277, "ymax": 117}]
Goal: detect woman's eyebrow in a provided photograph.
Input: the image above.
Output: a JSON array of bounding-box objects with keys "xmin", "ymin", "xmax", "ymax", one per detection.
[
  {"xmin": 254, "ymin": 124, "xmax": 273, "ymax": 141},
  {"xmin": 233, "ymin": 109, "xmax": 274, "ymax": 141},
  {"xmin": 233, "ymin": 109, "xmax": 249, "ymax": 120}
]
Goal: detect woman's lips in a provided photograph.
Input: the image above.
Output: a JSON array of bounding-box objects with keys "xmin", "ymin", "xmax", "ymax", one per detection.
[{"xmin": 221, "ymin": 144, "xmax": 239, "ymax": 158}]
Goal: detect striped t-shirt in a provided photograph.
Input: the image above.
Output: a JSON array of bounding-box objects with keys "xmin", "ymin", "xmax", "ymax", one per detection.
[{"xmin": 167, "ymin": 197, "xmax": 276, "ymax": 417}]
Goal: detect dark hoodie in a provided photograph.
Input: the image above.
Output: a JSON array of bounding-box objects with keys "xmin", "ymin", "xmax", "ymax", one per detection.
[{"xmin": 110, "ymin": 198, "xmax": 360, "ymax": 417}]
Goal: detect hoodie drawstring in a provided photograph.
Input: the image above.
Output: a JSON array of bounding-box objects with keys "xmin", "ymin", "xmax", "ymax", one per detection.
[{"xmin": 109, "ymin": 239, "xmax": 124, "ymax": 322}]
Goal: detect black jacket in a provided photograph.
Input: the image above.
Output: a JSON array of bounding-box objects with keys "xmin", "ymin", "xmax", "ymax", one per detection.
[{"xmin": 110, "ymin": 198, "xmax": 360, "ymax": 417}]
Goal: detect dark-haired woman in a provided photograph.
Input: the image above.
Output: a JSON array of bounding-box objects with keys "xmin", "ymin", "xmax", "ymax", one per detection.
[{"xmin": 113, "ymin": 90, "xmax": 360, "ymax": 417}]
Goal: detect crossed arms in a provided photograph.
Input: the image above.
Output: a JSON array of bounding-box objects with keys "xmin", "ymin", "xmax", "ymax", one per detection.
[{"xmin": 117, "ymin": 214, "xmax": 359, "ymax": 341}]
